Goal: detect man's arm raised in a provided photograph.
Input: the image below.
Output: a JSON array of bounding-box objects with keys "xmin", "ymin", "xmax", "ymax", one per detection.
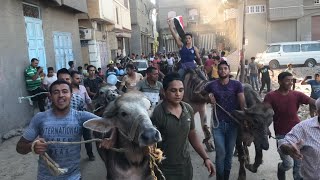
[{"xmin": 167, "ymin": 19, "xmax": 183, "ymax": 49}]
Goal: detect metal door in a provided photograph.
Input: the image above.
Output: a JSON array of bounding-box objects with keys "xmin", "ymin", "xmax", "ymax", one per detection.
[
  {"xmin": 25, "ymin": 17, "xmax": 47, "ymax": 71},
  {"xmin": 98, "ymin": 41, "xmax": 108, "ymax": 67},
  {"xmin": 53, "ymin": 32, "xmax": 74, "ymax": 70}
]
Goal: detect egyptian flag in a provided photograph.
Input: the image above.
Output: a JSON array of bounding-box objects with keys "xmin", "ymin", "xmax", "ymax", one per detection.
[
  {"xmin": 173, "ymin": 16, "xmax": 186, "ymax": 41},
  {"xmin": 173, "ymin": 16, "xmax": 184, "ymax": 29}
]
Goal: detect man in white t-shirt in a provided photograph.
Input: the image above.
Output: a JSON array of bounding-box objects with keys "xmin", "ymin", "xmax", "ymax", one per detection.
[
  {"xmin": 167, "ymin": 54, "xmax": 175, "ymax": 73},
  {"xmin": 42, "ymin": 67, "xmax": 57, "ymax": 90}
]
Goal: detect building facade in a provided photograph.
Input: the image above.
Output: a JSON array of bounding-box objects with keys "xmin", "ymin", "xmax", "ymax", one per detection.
[
  {"xmin": 130, "ymin": 0, "xmax": 156, "ymax": 56},
  {"xmin": 0, "ymin": 0, "xmax": 87, "ymax": 137},
  {"xmin": 78, "ymin": 0, "xmax": 131, "ymax": 69},
  {"xmin": 223, "ymin": 0, "xmax": 320, "ymax": 59},
  {"xmin": 157, "ymin": 0, "xmax": 220, "ymax": 54}
]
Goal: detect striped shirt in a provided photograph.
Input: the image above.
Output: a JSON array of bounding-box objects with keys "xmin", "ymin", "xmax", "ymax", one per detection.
[
  {"xmin": 278, "ymin": 117, "xmax": 320, "ymax": 180},
  {"xmin": 25, "ymin": 65, "xmax": 41, "ymax": 91}
]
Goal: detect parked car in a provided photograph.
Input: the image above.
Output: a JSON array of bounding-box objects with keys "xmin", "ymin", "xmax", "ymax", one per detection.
[
  {"xmin": 133, "ymin": 59, "xmax": 149, "ymax": 76},
  {"xmin": 256, "ymin": 41, "xmax": 320, "ymax": 69}
]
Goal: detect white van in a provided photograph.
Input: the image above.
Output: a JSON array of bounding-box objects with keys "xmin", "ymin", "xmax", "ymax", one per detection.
[{"xmin": 256, "ymin": 41, "xmax": 320, "ymax": 69}]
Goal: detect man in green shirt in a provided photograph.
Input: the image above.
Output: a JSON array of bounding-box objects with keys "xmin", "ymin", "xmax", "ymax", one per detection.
[
  {"xmin": 24, "ymin": 58, "xmax": 47, "ymax": 112},
  {"xmin": 151, "ymin": 73, "xmax": 215, "ymax": 180}
]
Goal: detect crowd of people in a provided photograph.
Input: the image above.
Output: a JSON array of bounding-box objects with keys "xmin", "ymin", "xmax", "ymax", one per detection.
[{"xmin": 16, "ymin": 19, "xmax": 320, "ymax": 180}]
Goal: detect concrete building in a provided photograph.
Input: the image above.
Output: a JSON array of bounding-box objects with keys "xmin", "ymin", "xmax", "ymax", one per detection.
[
  {"xmin": 222, "ymin": 0, "xmax": 320, "ymax": 59},
  {"xmin": 130, "ymin": 0, "xmax": 156, "ymax": 56},
  {"xmin": 78, "ymin": 0, "xmax": 132, "ymax": 69},
  {"xmin": 0, "ymin": 0, "xmax": 87, "ymax": 137},
  {"xmin": 157, "ymin": 0, "xmax": 220, "ymax": 54}
]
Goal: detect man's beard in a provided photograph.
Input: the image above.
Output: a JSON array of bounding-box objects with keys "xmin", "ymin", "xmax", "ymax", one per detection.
[
  {"xmin": 72, "ymin": 83, "xmax": 80, "ymax": 89},
  {"xmin": 219, "ymin": 75, "xmax": 229, "ymax": 79}
]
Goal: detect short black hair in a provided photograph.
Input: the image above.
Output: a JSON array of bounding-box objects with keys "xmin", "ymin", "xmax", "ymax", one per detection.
[
  {"xmin": 278, "ymin": 72, "xmax": 293, "ymax": 81},
  {"xmin": 184, "ymin": 33, "xmax": 193, "ymax": 38},
  {"xmin": 47, "ymin": 67, "xmax": 54, "ymax": 72},
  {"xmin": 70, "ymin": 71, "xmax": 80, "ymax": 78},
  {"xmin": 57, "ymin": 68, "xmax": 70, "ymax": 78},
  {"xmin": 213, "ymin": 56, "xmax": 220, "ymax": 60},
  {"xmin": 87, "ymin": 65, "xmax": 96, "ymax": 71},
  {"xmin": 221, "ymin": 51, "xmax": 226, "ymax": 56},
  {"xmin": 77, "ymin": 66, "xmax": 82, "ymax": 71},
  {"xmin": 31, "ymin": 58, "xmax": 39, "ymax": 62},
  {"xmin": 68, "ymin": 61, "xmax": 74, "ymax": 67},
  {"xmin": 49, "ymin": 79, "xmax": 72, "ymax": 94},
  {"xmin": 251, "ymin": 57, "xmax": 255, "ymax": 60},
  {"xmin": 146, "ymin": 66, "xmax": 157, "ymax": 74},
  {"xmin": 84, "ymin": 63, "xmax": 88, "ymax": 67},
  {"xmin": 218, "ymin": 60, "xmax": 230, "ymax": 70},
  {"xmin": 126, "ymin": 64, "xmax": 135, "ymax": 70},
  {"xmin": 163, "ymin": 72, "xmax": 183, "ymax": 90}
]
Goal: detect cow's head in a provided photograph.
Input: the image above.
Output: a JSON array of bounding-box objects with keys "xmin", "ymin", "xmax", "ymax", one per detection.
[
  {"xmin": 93, "ymin": 86, "xmax": 120, "ymax": 116},
  {"xmin": 85, "ymin": 91, "xmax": 162, "ymax": 147},
  {"xmin": 232, "ymin": 103, "xmax": 274, "ymax": 150}
]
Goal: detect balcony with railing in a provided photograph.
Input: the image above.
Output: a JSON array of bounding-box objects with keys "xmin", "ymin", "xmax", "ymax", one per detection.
[{"xmin": 268, "ymin": 0, "xmax": 304, "ymax": 21}]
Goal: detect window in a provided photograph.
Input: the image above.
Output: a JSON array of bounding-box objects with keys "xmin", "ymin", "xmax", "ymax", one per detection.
[
  {"xmin": 97, "ymin": 23, "xmax": 102, "ymax": 32},
  {"xmin": 315, "ymin": 0, "xmax": 320, "ymax": 5},
  {"xmin": 23, "ymin": 3, "xmax": 40, "ymax": 18},
  {"xmin": 115, "ymin": 7, "xmax": 119, "ymax": 25},
  {"xmin": 301, "ymin": 43, "xmax": 320, "ymax": 51},
  {"xmin": 266, "ymin": 45, "xmax": 280, "ymax": 53},
  {"xmin": 283, "ymin": 45, "xmax": 300, "ymax": 53},
  {"xmin": 188, "ymin": 9, "xmax": 198, "ymax": 21},
  {"xmin": 246, "ymin": 5, "xmax": 266, "ymax": 14},
  {"xmin": 168, "ymin": 11, "xmax": 177, "ymax": 18}
]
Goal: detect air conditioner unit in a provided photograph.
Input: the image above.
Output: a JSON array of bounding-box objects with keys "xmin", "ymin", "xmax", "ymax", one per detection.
[{"xmin": 79, "ymin": 29, "xmax": 93, "ymax": 40}]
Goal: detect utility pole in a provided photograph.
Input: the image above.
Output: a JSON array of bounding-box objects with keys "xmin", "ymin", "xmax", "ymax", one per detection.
[{"xmin": 239, "ymin": 0, "xmax": 246, "ymax": 83}]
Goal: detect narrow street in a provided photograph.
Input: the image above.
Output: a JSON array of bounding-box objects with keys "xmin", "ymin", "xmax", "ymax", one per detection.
[{"xmin": 0, "ymin": 104, "xmax": 294, "ymax": 180}]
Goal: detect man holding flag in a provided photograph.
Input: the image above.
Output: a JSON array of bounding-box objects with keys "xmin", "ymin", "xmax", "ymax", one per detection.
[{"xmin": 167, "ymin": 17, "xmax": 204, "ymax": 78}]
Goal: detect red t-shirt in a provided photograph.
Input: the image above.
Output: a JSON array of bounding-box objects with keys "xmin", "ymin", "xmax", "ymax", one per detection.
[
  {"xmin": 205, "ymin": 59, "xmax": 214, "ymax": 67},
  {"xmin": 264, "ymin": 90, "xmax": 310, "ymax": 135}
]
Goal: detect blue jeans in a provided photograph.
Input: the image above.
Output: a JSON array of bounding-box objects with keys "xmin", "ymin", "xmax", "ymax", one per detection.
[
  {"xmin": 250, "ymin": 74, "xmax": 259, "ymax": 90},
  {"xmin": 276, "ymin": 135, "xmax": 302, "ymax": 180},
  {"xmin": 212, "ymin": 121, "xmax": 238, "ymax": 176},
  {"xmin": 178, "ymin": 68, "xmax": 185, "ymax": 79}
]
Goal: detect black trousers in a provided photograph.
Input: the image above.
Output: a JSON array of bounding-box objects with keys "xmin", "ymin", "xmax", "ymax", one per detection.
[
  {"xmin": 82, "ymin": 127, "xmax": 93, "ymax": 157},
  {"xmin": 29, "ymin": 87, "xmax": 47, "ymax": 112},
  {"xmin": 260, "ymin": 78, "xmax": 271, "ymax": 93}
]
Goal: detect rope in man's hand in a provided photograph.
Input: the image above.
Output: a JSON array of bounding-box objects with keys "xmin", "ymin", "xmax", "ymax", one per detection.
[
  {"xmin": 18, "ymin": 92, "xmax": 49, "ymax": 105},
  {"xmin": 31, "ymin": 138, "xmax": 164, "ymax": 177}
]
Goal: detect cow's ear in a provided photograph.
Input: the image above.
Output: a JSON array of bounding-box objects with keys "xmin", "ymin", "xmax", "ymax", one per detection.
[{"xmin": 83, "ymin": 118, "xmax": 115, "ymax": 133}]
